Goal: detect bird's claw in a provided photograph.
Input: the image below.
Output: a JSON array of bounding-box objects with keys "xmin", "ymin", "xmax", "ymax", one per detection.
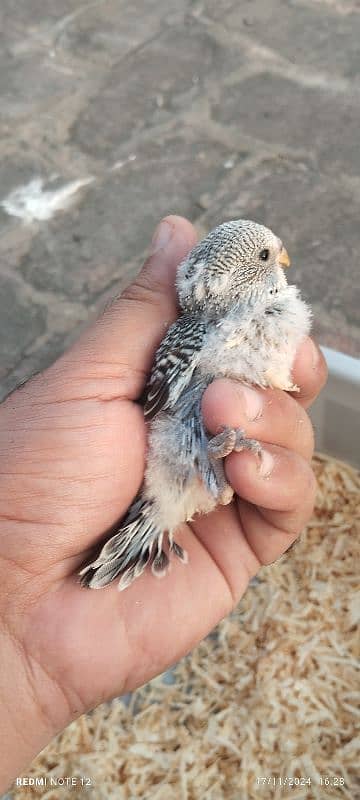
[
  {"xmin": 208, "ymin": 425, "xmax": 263, "ymax": 462},
  {"xmin": 234, "ymin": 429, "xmax": 263, "ymax": 457},
  {"xmin": 208, "ymin": 426, "xmax": 237, "ymax": 458}
]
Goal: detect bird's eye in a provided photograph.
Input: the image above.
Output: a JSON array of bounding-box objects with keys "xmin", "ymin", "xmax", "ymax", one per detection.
[{"xmin": 259, "ymin": 248, "xmax": 270, "ymax": 261}]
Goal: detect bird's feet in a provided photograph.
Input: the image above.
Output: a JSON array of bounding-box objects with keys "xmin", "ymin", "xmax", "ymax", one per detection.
[
  {"xmin": 204, "ymin": 427, "xmax": 263, "ymax": 509},
  {"xmin": 208, "ymin": 425, "xmax": 263, "ymax": 459},
  {"xmin": 207, "ymin": 454, "xmax": 234, "ymax": 505},
  {"xmin": 208, "ymin": 426, "xmax": 237, "ymax": 458}
]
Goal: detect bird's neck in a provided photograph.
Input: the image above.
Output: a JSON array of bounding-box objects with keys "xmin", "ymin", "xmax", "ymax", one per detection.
[{"xmin": 179, "ymin": 278, "xmax": 288, "ymax": 319}]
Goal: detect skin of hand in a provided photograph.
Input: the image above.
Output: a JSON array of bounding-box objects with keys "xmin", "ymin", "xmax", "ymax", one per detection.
[{"xmin": 0, "ymin": 216, "xmax": 327, "ymax": 790}]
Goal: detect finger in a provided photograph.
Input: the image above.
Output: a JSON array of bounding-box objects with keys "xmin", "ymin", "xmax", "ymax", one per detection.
[
  {"xmin": 237, "ymin": 498, "xmax": 309, "ymax": 568},
  {"xmin": 226, "ymin": 444, "xmax": 316, "ymax": 517},
  {"xmin": 191, "ymin": 503, "xmax": 261, "ymax": 605},
  {"xmin": 225, "ymin": 444, "xmax": 316, "ymax": 566},
  {"xmin": 190, "ymin": 445, "xmax": 316, "ymax": 604},
  {"xmin": 290, "ymin": 337, "xmax": 328, "ymax": 408},
  {"xmin": 47, "ymin": 216, "xmax": 197, "ymax": 401},
  {"xmin": 202, "ymin": 380, "xmax": 315, "ymax": 461}
]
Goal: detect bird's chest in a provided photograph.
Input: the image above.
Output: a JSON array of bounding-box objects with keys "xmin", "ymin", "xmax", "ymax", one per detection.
[{"xmin": 199, "ymin": 294, "xmax": 308, "ymax": 390}]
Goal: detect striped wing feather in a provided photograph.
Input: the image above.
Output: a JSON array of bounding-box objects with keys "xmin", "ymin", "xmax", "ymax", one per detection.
[{"xmin": 143, "ymin": 315, "xmax": 205, "ymax": 420}]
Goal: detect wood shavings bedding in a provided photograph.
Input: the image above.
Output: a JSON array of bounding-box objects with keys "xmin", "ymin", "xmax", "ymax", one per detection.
[{"xmin": 12, "ymin": 454, "xmax": 360, "ymax": 800}]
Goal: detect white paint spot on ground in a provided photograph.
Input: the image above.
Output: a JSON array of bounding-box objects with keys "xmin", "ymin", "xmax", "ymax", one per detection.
[
  {"xmin": 110, "ymin": 154, "xmax": 137, "ymax": 171},
  {"xmin": 1, "ymin": 176, "xmax": 94, "ymax": 223}
]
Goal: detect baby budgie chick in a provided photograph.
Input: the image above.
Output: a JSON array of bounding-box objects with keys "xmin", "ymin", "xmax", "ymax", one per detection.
[{"xmin": 80, "ymin": 219, "xmax": 311, "ymax": 590}]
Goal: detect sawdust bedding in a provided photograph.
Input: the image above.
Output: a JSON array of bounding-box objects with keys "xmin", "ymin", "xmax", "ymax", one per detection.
[{"xmin": 12, "ymin": 454, "xmax": 359, "ymax": 800}]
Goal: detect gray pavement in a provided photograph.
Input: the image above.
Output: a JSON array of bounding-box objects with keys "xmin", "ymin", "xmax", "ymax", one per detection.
[{"xmin": 1, "ymin": 0, "xmax": 360, "ymax": 399}]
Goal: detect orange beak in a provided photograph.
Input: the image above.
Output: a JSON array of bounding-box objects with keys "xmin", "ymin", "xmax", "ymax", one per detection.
[{"xmin": 278, "ymin": 246, "xmax": 291, "ymax": 268}]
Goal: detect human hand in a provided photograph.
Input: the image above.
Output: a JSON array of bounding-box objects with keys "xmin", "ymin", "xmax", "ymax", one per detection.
[{"xmin": 0, "ymin": 216, "xmax": 327, "ymax": 789}]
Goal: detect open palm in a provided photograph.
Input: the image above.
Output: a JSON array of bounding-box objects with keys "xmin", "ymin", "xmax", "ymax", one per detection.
[{"xmin": 0, "ymin": 216, "xmax": 327, "ymax": 786}]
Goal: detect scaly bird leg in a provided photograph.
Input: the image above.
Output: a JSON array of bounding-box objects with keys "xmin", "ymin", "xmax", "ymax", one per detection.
[
  {"xmin": 206, "ymin": 427, "xmax": 236, "ymax": 505},
  {"xmin": 233, "ymin": 427, "xmax": 263, "ymax": 457},
  {"xmin": 208, "ymin": 425, "xmax": 263, "ymax": 460},
  {"xmin": 208, "ymin": 426, "xmax": 237, "ymax": 458},
  {"xmin": 208, "ymin": 456, "xmax": 234, "ymax": 505}
]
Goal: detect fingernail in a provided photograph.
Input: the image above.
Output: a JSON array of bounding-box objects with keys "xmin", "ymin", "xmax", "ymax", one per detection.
[
  {"xmin": 258, "ymin": 449, "xmax": 274, "ymax": 478},
  {"xmin": 150, "ymin": 219, "xmax": 173, "ymax": 254},
  {"xmin": 239, "ymin": 385, "xmax": 263, "ymax": 421}
]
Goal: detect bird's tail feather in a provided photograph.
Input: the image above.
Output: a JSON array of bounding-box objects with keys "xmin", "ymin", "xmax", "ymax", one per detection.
[{"xmin": 79, "ymin": 496, "xmax": 186, "ymax": 590}]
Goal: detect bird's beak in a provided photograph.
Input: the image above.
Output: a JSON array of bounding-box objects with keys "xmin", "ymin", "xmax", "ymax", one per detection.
[{"xmin": 278, "ymin": 246, "xmax": 291, "ymax": 268}]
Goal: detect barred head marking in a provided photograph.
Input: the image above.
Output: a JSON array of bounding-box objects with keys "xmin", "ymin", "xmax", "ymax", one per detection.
[{"xmin": 176, "ymin": 219, "xmax": 289, "ymax": 312}]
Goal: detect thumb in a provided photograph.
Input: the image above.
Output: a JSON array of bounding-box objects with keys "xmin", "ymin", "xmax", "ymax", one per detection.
[{"xmin": 49, "ymin": 215, "xmax": 197, "ymax": 401}]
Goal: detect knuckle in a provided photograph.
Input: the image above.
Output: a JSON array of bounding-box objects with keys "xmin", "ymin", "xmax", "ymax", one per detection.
[
  {"xmin": 307, "ymin": 464, "xmax": 318, "ymax": 504},
  {"xmin": 291, "ymin": 406, "xmax": 315, "ymax": 459},
  {"xmin": 270, "ymin": 391, "xmax": 315, "ymax": 459},
  {"xmin": 283, "ymin": 455, "xmax": 317, "ymax": 519},
  {"xmin": 296, "ymin": 460, "xmax": 317, "ymax": 514},
  {"xmin": 302, "ymin": 347, "xmax": 328, "ymax": 408},
  {"xmin": 121, "ymin": 278, "xmax": 162, "ymax": 310}
]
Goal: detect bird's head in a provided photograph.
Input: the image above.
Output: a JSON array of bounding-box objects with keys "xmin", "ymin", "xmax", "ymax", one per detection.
[{"xmin": 176, "ymin": 219, "xmax": 291, "ymax": 313}]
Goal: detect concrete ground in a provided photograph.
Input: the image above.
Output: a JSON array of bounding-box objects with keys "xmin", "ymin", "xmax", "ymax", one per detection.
[{"xmin": 1, "ymin": 0, "xmax": 359, "ymax": 400}]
